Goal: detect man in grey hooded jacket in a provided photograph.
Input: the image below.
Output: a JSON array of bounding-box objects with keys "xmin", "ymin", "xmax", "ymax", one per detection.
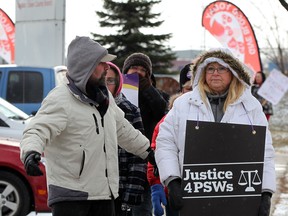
[{"xmin": 20, "ymin": 36, "xmax": 155, "ymax": 216}]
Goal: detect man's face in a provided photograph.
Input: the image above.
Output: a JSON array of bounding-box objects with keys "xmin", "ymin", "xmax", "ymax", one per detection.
[{"xmin": 88, "ymin": 62, "xmax": 110, "ymax": 87}]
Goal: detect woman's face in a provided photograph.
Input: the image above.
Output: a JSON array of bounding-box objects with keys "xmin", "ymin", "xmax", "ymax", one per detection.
[
  {"xmin": 105, "ymin": 68, "xmax": 117, "ymax": 97},
  {"xmin": 126, "ymin": 65, "xmax": 147, "ymax": 78},
  {"xmin": 254, "ymin": 72, "xmax": 263, "ymax": 84},
  {"xmin": 205, "ymin": 62, "xmax": 232, "ymax": 94}
]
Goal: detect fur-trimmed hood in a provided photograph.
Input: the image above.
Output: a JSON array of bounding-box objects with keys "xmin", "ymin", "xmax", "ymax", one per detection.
[{"xmin": 192, "ymin": 49, "xmax": 252, "ymax": 89}]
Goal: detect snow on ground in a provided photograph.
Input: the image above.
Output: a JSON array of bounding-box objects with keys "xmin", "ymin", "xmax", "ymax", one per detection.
[
  {"xmin": 269, "ymin": 92, "xmax": 288, "ymax": 216},
  {"xmin": 270, "ymin": 92, "xmax": 288, "ymax": 132}
]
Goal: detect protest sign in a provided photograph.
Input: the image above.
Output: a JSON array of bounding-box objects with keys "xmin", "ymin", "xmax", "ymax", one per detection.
[
  {"xmin": 258, "ymin": 69, "xmax": 288, "ymax": 105},
  {"xmin": 180, "ymin": 121, "xmax": 266, "ymax": 216},
  {"xmin": 121, "ymin": 73, "xmax": 139, "ymax": 107}
]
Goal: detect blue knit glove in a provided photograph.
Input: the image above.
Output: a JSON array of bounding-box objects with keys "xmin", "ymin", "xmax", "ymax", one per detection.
[{"xmin": 151, "ymin": 184, "xmax": 167, "ymax": 216}]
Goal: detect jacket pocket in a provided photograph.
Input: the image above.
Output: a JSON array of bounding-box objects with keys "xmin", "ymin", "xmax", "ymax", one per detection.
[{"xmin": 79, "ymin": 150, "xmax": 85, "ymax": 176}]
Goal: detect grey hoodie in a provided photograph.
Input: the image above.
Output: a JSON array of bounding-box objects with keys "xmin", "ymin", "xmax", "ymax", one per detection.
[{"xmin": 67, "ymin": 36, "xmax": 113, "ymax": 95}]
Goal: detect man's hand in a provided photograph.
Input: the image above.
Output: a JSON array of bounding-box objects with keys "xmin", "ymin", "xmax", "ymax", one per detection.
[{"xmin": 24, "ymin": 151, "xmax": 43, "ymax": 176}]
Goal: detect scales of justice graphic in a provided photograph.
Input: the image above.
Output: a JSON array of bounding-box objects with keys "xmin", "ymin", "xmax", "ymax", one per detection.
[{"xmin": 238, "ymin": 170, "xmax": 261, "ymax": 192}]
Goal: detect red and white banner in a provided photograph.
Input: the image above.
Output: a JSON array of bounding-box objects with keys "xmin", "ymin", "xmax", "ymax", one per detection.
[
  {"xmin": 202, "ymin": 1, "xmax": 262, "ymax": 74},
  {"xmin": 0, "ymin": 8, "xmax": 15, "ymax": 64}
]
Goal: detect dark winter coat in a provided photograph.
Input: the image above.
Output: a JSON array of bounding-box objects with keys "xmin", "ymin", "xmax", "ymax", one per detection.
[
  {"xmin": 251, "ymin": 84, "xmax": 273, "ymax": 115},
  {"xmin": 139, "ymin": 75, "xmax": 169, "ymax": 142}
]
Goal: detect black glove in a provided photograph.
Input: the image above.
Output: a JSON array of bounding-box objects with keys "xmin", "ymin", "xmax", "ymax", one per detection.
[
  {"xmin": 139, "ymin": 76, "xmax": 152, "ymax": 90},
  {"xmin": 153, "ymin": 165, "xmax": 159, "ymax": 177},
  {"xmin": 146, "ymin": 147, "xmax": 156, "ymax": 165},
  {"xmin": 167, "ymin": 178, "xmax": 183, "ymax": 211},
  {"xmin": 258, "ymin": 192, "xmax": 272, "ymax": 216},
  {"xmin": 24, "ymin": 151, "xmax": 43, "ymax": 176}
]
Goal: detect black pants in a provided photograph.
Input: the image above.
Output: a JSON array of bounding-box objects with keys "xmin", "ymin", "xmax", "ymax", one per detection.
[{"xmin": 51, "ymin": 200, "xmax": 115, "ymax": 216}]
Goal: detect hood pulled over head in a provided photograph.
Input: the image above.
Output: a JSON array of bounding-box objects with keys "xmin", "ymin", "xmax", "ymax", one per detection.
[
  {"xmin": 67, "ymin": 36, "xmax": 116, "ymax": 94},
  {"xmin": 192, "ymin": 48, "xmax": 251, "ymax": 89}
]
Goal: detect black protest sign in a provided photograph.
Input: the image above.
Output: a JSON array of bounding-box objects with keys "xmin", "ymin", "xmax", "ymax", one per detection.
[{"xmin": 180, "ymin": 121, "xmax": 266, "ymax": 216}]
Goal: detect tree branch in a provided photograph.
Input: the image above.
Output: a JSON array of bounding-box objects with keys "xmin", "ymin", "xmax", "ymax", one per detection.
[{"xmin": 279, "ymin": 0, "xmax": 288, "ymax": 11}]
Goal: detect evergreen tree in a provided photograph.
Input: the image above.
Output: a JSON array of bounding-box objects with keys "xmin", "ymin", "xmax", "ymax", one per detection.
[{"xmin": 92, "ymin": 0, "xmax": 176, "ymax": 74}]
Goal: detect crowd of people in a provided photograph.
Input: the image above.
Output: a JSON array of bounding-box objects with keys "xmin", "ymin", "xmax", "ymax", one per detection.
[{"xmin": 20, "ymin": 36, "xmax": 275, "ymax": 216}]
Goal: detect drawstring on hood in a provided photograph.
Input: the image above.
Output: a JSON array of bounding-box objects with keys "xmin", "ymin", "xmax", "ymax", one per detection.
[
  {"xmin": 67, "ymin": 36, "xmax": 116, "ymax": 95},
  {"xmin": 192, "ymin": 48, "xmax": 251, "ymax": 89}
]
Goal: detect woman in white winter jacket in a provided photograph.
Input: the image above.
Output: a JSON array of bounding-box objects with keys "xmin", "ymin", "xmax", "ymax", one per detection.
[{"xmin": 155, "ymin": 49, "xmax": 276, "ymax": 216}]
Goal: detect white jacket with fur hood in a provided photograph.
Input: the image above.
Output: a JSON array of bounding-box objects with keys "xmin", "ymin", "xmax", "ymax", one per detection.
[{"xmin": 155, "ymin": 49, "xmax": 276, "ymax": 194}]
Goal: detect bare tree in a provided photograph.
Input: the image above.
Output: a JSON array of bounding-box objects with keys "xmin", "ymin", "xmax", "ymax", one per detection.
[
  {"xmin": 279, "ymin": 0, "xmax": 288, "ymax": 12},
  {"xmin": 252, "ymin": 1, "xmax": 288, "ymax": 75}
]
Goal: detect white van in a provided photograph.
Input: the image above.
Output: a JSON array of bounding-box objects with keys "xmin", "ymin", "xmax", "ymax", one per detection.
[{"xmin": 0, "ymin": 97, "xmax": 32, "ymax": 139}]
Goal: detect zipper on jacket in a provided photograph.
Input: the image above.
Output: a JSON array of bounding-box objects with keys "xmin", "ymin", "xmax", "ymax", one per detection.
[
  {"xmin": 101, "ymin": 117, "xmax": 104, "ymax": 127},
  {"xmin": 92, "ymin": 114, "xmax": 99, "ymax": 134},
  {"xmin": 79, "ymin": 150, "xmax": 85, "ymax": 176}
]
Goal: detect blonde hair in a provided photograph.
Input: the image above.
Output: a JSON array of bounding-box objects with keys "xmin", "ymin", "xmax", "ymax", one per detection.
[
  {"xmin": 168, "ymin": 93, "xmax": 183, "ymax": 110},
  {"xmin": 182, "ymin": 80, "xmax": 192, "ymax": 92},
  {"xmin": 198, "ymin": 70, "xmax": 245, "ymax": 112}
]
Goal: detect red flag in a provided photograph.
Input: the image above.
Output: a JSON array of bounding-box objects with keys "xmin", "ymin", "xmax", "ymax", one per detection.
[
  {"xmin": 202, "ymin": 1, "xmax": 262, "ymax": 73},
  {"xmin": 0, "ymin": 8, "xmax": 15, "ymax": 64}
]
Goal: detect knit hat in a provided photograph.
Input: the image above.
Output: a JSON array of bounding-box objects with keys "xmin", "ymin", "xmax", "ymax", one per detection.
[
  {"xmin": 122, "ymin": 53, "xmax": 152, "ymax": 77},
  {"xmin": 67, "ymin": 36, "xmax": 116, "ymax": 94},
  {"xmin": 179, "ymin": 63, "xmax": 193, "ymax": 91}
]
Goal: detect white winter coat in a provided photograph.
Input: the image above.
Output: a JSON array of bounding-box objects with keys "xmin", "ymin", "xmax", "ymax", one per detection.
[{"xmin": 155, "ymin": 86, "xmax": 276, "ymax": 193}]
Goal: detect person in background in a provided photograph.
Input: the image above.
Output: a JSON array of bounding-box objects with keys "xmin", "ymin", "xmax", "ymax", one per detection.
[
  {"xmin": 20, "ymin": 36, "xmax": 156, "ymax": 216},
  {"xmin": 179, "ymin": 63, "xmax": 193, "ymax": 93},
  {"xmin": 106, "ymin": 62, "xmax": 147, "ymax": 216},
  {"xmin": 122, "ymin": 53, "xmax": 169, "ymax": 216},
  {"xmin": 147, "ymin": 63, "xmax": 193, "ymax": 216},
  {"xmin": 155, "ymin": 49, "xmax": 276, "ymax": 216},
  {"xmin": 252, "ymin": 71, "xmax": 273, "ymax": 121}
]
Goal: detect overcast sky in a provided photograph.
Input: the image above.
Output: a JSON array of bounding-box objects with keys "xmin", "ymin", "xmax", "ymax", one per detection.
[{"xmin": 1, "ymin": 0, "xmax": 287, "ymax": 51}]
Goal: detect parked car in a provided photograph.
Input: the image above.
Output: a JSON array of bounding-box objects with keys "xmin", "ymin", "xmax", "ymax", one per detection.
[
  {"xmin": 0, "ymin": 137, "xmax": 50, "ymax": 216},
  {"xmin": 0, "ymin": 65, "xmax": 67, "ymax": 115},
  {"xmin": 154, "ymin": 74, "xmax": 180, "ymax": 96},
  {"xmin": 0, "ymin": 97, "xmax": 32, "ymax": 139}
]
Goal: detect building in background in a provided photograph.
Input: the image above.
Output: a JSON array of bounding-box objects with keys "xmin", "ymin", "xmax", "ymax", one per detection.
[{"xmin": 15, "ymin": 0, "xmax": 66, "ymax": 67}]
